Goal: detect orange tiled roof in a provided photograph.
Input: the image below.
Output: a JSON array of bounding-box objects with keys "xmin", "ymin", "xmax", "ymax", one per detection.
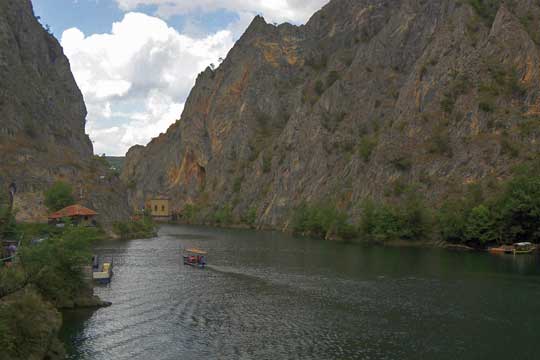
[{"xmin": 49, "ymin": 204, "xmax": 98, "ymax": 219}]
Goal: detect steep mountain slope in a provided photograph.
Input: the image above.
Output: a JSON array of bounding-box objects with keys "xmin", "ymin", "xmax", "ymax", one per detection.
[
  {"xmin": 123, "ymin": 0, "xmax": 540, "ymax": 229},
  {"xmin": 0, "ymin": 0, "xmax": 130, "ymax": 223}
]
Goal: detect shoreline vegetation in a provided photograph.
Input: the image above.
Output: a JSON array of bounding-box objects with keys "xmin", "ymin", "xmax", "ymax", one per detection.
[
  {"xmin": 174, "ymin": 161, "xmax": 540, "ymax": 251},
  {"xmin": 0, "ymin": 222, "xmax": 106, "ymax": 360},
  {"xmin": 113, "ymin": 213, "xmax": 157, "ymax": 240}
]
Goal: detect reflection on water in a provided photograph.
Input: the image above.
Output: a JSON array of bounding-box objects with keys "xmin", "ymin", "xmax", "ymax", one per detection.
[{"xmin": 61, "ymin": 225, "xmax": 540, "ymax": 359}]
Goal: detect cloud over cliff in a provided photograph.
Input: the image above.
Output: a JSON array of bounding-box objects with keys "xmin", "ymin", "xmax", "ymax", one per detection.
[{"xmin": 61, "ymin": 12, "xmax": 235, "ymax": 155}]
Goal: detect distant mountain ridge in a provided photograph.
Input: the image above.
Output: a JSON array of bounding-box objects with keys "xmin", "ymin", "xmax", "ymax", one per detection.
[
  {"xmin": 105, "ymin": 156, "xmax": 125, "ymax": 172},
  {"xmin": 123, "ymin": 0, "xmax": 540, "ymax": 229}
]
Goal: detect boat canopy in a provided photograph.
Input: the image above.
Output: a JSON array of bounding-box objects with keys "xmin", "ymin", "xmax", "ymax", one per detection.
[{"xmin": 185, "ymin": 248, "xmax": 207, "ymax": 255}]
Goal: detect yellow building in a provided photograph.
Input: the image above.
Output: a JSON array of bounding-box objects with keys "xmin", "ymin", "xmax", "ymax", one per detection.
[{"xmin": 145, "ymin": 197, "xmax": 171, "ymax": 220}]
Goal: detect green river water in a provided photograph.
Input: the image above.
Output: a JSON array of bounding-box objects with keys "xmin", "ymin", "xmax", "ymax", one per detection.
[{"xmin": 60, "ymin": 224, "xmax": 540, "ymax": 359}]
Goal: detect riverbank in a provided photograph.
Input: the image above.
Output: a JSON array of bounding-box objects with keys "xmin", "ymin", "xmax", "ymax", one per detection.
[{"xmin": 0, "ymin": 225, "xmax": 110, "ymax": 359}]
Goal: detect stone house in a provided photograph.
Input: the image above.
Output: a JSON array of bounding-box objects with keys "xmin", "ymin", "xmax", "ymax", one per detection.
[{"xmin": 145, "ymin": 196, "xmax": 171, "ymax": 220}]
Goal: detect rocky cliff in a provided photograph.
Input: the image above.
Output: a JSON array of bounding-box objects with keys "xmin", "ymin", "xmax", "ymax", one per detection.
[
  {"xmin": 0, "ymin": 0, "xmax": 130, "ymax": 223},
  {"xmin": 123, "ymin": 0, "xmax": 540, "ymax": 229}
]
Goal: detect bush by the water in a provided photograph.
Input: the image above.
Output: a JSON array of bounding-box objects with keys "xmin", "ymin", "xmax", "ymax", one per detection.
[
  {"xmin": 292, "ymin": 204, "xmax": 357, "ymax": 240},
  {"xmin": 17, "ymin": 226, "xmax": 100, "ymax": 305},
  {"xmin": 44, "ymin": 181, "xmax": 75, "ymax": 212},
  {"xmin": 113, "ymin": 216, "xmax": 156, "ymax": 240},
  {"xmin": 0, "ymin": 289, "xmax": 64, "ymax": 360},
  {"xmin": 213, "ymin": 205, "xmax": 233, "ymax": 225},
  {"xmin": 359, "ymin": 193, "xmax": 431, "ymax": 242}
]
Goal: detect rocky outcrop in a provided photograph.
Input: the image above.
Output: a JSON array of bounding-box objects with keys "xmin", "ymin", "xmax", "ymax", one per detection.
[
  {"xmin": 123, "ymin": 0, "xmax": 540, "ymax": 229},
  {"xmin": 0, "ymin": 0, "xmax": 130, "ymax": 224}
]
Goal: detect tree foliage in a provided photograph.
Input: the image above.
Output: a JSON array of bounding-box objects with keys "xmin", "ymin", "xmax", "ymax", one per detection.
[
  {"xmin": 18, "ymin": 226, "xmax": 99, "ymax": 304},
  {"xmin": 113, "ymin": 216, "xmax": 156, "ymax": 240},
  {"xmin": 359, "ymin": 193, "xmax": 431, "ymax": 242},
  {"xmin": 437, "ymin": 165, "xmax": 540, "ymax": 245},
  {"xmin": 0, "ymin": 289, "xmax": 63, "ymax": 360},
  {"xmin": 44, "ymin": 181, "xmax": 75, "ymax": 212},
  {"xmin": 292, "ymin": 204, "xmax": 357, "ymax": 240}
]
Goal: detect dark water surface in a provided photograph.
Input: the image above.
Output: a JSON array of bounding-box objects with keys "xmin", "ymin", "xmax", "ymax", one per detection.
[{"xmin": 61, "ymin": 225, "xmax": 540, "ymax": 359}]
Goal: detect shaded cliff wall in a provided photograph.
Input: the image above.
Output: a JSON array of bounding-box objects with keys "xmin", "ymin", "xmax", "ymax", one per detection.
[{"xmin": 0, "ymin": 0, "xmax": 130, "ymax": 223}]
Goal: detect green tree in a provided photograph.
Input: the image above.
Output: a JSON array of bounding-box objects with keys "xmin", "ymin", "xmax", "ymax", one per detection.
[
  {"xmin": 244, "ymin": 207, "xmax": 258, "ymax": 227},
  {"xmin": 360, "ymin": 193, "xmax": 430, "ymax": 242},
  {"xmin": 292, "ymin": 204, "xmax": 357, "ymax": 240},
  {"xmin": 496, "ymin": 174, "xmax": 540, "ymax": 243},
  {"xmin": 437, "ymin": 199, "xmax": 468, "ymax": 243},
  {"xmin": 183, "ymin": 204, "xmax": 200, "ymax": 223},
  {"xmin": 44, "ymin": 181, "xmax": 75, "ymax": 212},
  {"xmin": 18, "ymin": 226, "xmax": 99, "ymax": 304},
  {"xmin": 464, "ymin": 205, "xmax": 498, "ymax": 244},
  {"xmin": 214, "ymin": 205, "xmax": 233, "ymax": 225}
]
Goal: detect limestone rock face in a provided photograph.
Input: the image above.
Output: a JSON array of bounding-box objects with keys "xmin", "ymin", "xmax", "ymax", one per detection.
[
  {"xmin": 123, "ymin": 0, "xmax": 540, "ymax": 229},
  {"xmin": 0, "ymin": 0, "xmax": 130, "ymax": 224}
]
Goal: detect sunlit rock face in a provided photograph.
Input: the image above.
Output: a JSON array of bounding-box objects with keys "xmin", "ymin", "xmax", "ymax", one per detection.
[
  {"xmin": 124, "ymin": 0, "xmax": 540, "ymax": 229},
  {"xmin": 0, "ymin": 0, "xmax": 130, "ymax": 224}
]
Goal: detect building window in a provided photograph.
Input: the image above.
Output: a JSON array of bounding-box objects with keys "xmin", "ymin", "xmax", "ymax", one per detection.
[
  {"xmin": 162, "ymin": 205, "xmax": 165, "ymax": 212},
  {"xmin": 154, "ymin": 205, "xmax": 158, "ymax": 212}
]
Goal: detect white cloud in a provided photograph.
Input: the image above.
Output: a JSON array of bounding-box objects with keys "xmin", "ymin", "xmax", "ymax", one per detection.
[
  {"xmin": 115, "ymin": 0, "xmax": 329, "ymax": 25},
  {"xmin": 61, "ymin": 12, "xmax": 235, "ymax": 155}
]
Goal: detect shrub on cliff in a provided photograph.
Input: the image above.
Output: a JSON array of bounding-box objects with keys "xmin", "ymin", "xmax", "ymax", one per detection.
[
  {"xmin": 183, "ymin": 204, "xmax": 200, "ymax": 223},
  {"xmin": 243, "ymin": 207, "xmax": 258, "ymax": 228},
  {"xmin": 468, "ymin": 0, "xmax": 501, "ymax": 25},
  {"xmin": 44, "ymin": 181, "xmax": 75, "ymax": 212},
  {"xmin": 213, "ymin": 205, "xmax": 233, "ymax": 225}
]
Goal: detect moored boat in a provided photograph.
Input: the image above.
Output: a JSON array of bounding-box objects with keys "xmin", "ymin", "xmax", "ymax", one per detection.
[
  {"xmin": 513, "ymin": 242, "xmax": 536, "ymax": 255},
  {"xmin": 93, "ymin": 256, "xmax": 114, "ymax": 284},
  {"xmin": 488, "ymin": 243, "xmax": 537, "ymax": 255},
  {"xmin": 488, "ymin": 245, "xmax": 514, "ymax": 254},
  {"xmin": 183, "ymin": 248, "xmax": 207, "ymax": 268}
]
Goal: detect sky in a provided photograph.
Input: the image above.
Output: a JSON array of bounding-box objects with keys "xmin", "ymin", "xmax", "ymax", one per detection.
[{"xmin": 32, "ymin": 0, "xmax": 329, "ymax": 156}]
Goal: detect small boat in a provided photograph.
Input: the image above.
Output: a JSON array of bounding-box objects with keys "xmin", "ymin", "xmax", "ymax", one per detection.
[
  {"xmin": 93, "ymin": 256, "xmax": 114, "ymax": 284},
  {"xmin": 488, "ymin": 245, "xmax": 514, "ymax": 254},
  {"xmin": 488, "ymin": 243, "xmax": 537, "ymax": 255},
  {"xmin": 183, "ymin": 248, "xmax": 207, "ymax": 269},
  {"xmin": 513, "ymin": 242, "xmax": 536, "ymax": 255}
]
